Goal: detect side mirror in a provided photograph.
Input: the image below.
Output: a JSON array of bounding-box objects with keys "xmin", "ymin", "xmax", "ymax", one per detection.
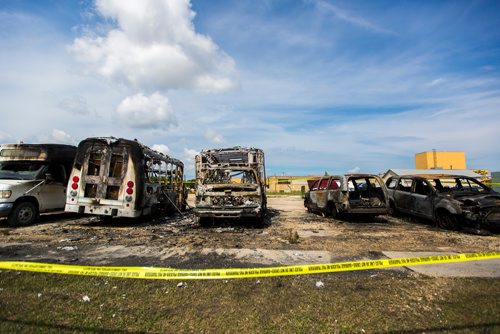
[{"xmin": 45, "ymin": 173, "xmax": 54, "ymax": 183}]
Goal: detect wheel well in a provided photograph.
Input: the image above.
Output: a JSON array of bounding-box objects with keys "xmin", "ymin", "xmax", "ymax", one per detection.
[
  {"xmin": 435, "ymin": 208, "xmax": 451, "ymax": 217},
  {"xmin": 327, "ymin": 201, "xmax": 336, "ymax": 211},
  {"xmin": 13, "ymin": 196, "xmax": 39, "ymax": 210}
]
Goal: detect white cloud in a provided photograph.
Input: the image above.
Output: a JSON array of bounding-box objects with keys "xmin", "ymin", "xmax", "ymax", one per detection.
[
  {"xmin": 57, "ymin": 95, "xmax": 93, "ymax": 115},
  {"xmin": 115, "ymin": 92, "xmax": 176, "ymax": 129},
  {"xmin": 151, "ymin": 144, "xmax": 171, "ymax": 155},
  {"xmin": 69, "ymin": 0, "xmax": 237, "ymax": 92},
  {"xmin": 183, "ymin": 148, "xmax": 198, "ymax": 171},
  {"xmin": 428, "ymin": 78, "xmax": 445, "ymax": 87},
  {"xmin": 348, "ymin": 166, "xmax": 361, "ymax": 173},
  {"xmin": 38, "ymin": 129, "xmax": 74, "ymax": 144},
  {"xmin": 314, "ymin": 0, "xmax": 394, "ymax": 35},
  {"xmin": 205, "ymin": 128, "xmax": 223, "ymax": 144}
]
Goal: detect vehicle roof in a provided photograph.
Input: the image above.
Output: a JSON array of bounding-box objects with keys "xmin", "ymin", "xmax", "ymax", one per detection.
[
  {"xmin": 313, "ymin": 174, "xmax": 381, "ymax": 179},
  {"xmin": 200, "ymin": 146, "xmax": 263, "ymax": 153},
  {"xmin": 397, "ymin": 174, "xmax": 475, "ymax": 179},
  {"xmin": 0, "ymin": 143, "xmax": 76, "ymax": 162},
  {"xmin": 76, "ymin": 137, "xmax": 183, "ymax": 167}
]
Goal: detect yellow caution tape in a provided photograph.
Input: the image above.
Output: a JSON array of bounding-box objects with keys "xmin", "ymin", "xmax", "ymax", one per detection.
[{"xmin": 0, "ymin": 252, "xmax": 498, "ymax": 280}]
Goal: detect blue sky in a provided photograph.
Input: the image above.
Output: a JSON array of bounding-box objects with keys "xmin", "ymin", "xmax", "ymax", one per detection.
[{"xmin": 1, "ymin": 0, "xmax": 499, "ymax": 178}]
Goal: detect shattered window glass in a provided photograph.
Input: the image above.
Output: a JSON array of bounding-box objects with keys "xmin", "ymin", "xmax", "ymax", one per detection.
[{"xmin": 397, "ymin": 178, "xmax": 413, "ymax": 192}]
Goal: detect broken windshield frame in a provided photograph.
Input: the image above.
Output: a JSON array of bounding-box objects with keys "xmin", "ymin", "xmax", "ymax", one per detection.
[
  {"xmin": 203, "ymin": 168, "xmax": 258, "ymax": 185},
  {"xmin": 0, "ymin": 162, "xmax": 47, "ymax": 180}
]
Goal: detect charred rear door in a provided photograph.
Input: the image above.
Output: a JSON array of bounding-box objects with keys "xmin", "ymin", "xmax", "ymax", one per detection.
[
  {"xmin": 309, "ymin": 178, "xmax": 329, "ymax": 210},
  {"xmin": 82, "ymin": 145, "xmax": 128, "ymax": 200}
]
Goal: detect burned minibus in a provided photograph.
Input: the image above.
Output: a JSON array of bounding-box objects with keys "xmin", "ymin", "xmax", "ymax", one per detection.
[
  {"xmin": 0, "ymin": 143, "xmax": 77, "ymax": 226},
  {"xmin": 65, "ymin": 137, "xmax": 186, "ymax": 219},
  {"xmin": 194, "ymin": 147, "xmax": 267, "ymax": 222}
]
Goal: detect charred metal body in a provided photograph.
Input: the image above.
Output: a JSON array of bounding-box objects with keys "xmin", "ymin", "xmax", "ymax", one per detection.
[
  {"xmin": 194, "ymin": 147, "xmax": 266, "ymax": 221},
  {"xmin": 386, "ymin": 174, "xmax": 500, "ymax": 230},
  {"xmin": 0, "ymin": 143, "xmax": 77, "ymax": 226},
  {"xmin": 65, "ymin": 137, "xmax": 186, "ymax": 219},
  {"xmin": 304, "ymin": 174, "xmax": 389, "ymax": 217}
]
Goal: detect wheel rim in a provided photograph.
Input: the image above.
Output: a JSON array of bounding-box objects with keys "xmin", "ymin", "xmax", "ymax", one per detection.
[
  {"xmin": 437, "ymin": 213, "xmax": 453, "ymax": 228},
  {"xmin": 17, "ymin": 206, "xmax": 34, "ymax": 224}
]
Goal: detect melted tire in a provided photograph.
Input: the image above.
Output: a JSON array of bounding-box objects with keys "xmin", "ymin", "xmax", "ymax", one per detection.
[{"xmin": 436, "ymin": 212, "xmax": 458, "ymax": 230}]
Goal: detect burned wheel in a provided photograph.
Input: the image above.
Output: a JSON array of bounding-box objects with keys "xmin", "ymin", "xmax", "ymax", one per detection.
[
  {"xmin": 388, "ymin": 201, "xmax": 398, "ymax": 216},
  {"xmin": 436, "ymin": 212, "xmax": 458, "ymax": 230},
  {"xmin": 8, "ymin": 201, "xmax": 38, "ymax": 227},
  {"xmin": 325, "ymin": 202, "xmax": 338, "ymax": 218}
]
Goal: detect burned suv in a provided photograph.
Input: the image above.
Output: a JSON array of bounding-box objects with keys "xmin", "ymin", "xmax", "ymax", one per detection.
[
  {"xmin": 386, "ymin": 174, "xmax": 500, "ymax": 230},
  {"xmin": 304, "ymin": 174, "xmax": 389, "ymax": 218},
  {"xmin": 194, "ymin": 147, "xmax": 266, "ymax": 222}
]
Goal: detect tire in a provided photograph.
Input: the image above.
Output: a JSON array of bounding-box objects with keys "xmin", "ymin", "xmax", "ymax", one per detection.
[
  {"xmin": 388, "ymin": 201, "xmax": 398, "ymax": 216},
  {"xmin": 325, "ymin": 202, "xmax": 338, "ymax": 218},
  {"xmin": 436, "ymin": 212, "xmax": 457, "ymax": 230},
  {"xmin": 8, "ymin": 201, "xmax": 38, "ymax": 227},
  {"xmin": 99, "ymin": 215, "xmax": 113, "ymax": 223}
]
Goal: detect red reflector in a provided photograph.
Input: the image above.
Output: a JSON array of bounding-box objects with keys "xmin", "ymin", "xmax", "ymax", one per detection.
[
  {"xmin": 71, "ymin": 183, "xmax": 78, "ymax": 190},
  {"xmin": 72, "ymin": 176, "xmax": 80, "ymax": 183},
  {"xmin": 126, "ymin": 188, "xmax": 134, "ymax": 195},
  {"xmin": 127, "ymin": 181, "xmax": 134, "ymax": 188}
]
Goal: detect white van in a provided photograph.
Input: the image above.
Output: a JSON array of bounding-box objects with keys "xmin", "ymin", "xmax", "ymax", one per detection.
[{"xmin": 0, "ymin": 143, "xmax": 77, "ymax": 226}]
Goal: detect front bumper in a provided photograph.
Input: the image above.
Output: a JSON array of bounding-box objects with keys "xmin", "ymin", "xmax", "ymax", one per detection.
[
  {"xmin": 195, "ymin": 205, "xmax": 262, "ymax": 219},
  {"xmin": 0, "ymin": 202, "xmax": 14, "ymax": 217}
]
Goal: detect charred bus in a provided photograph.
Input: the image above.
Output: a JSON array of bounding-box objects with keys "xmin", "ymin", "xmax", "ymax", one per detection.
[
  {"xmin": 194, "ymin": 147, "xmax": 266, "ymax": 222},
  {"xmin": 65, "ymin": 137, "xmax": 186, "ymax": 219},
  {"xmin": 0, "ymin": 143, "xmax": 77, "ymax": 226}
]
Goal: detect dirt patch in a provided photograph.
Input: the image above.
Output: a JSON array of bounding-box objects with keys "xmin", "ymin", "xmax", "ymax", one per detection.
[{"xmin": 0, "ymin": 196, "xmax": 498, "ymax": 268}]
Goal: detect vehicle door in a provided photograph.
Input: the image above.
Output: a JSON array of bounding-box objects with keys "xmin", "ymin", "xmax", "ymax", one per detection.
[
  {"xmin": 316, "ymin": 178, "xmax": 331, "ymax": 210},
  {"xmin": 409, "ymin": 178, "xmax": 434, "ymax": 219},
  {"xmin": 392, "ymin": 177, "xmax": 414, "ymax": 213},
  {"xmin": 38, "ymin": 164, "xmax": 67, "ymax": 211},
  {"xmin": 82, "ymin": 145, "xmax": 128, "ymax": 201}
]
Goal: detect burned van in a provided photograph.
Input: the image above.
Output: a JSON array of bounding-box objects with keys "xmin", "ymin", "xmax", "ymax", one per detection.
[
  {"xmin": 65, "ymin": 137, "xmax": 186, "ymax": 219},
  {"xmin": 194, "ymin": 147, "xmax": 266, "ymax": 222},
  {"xmin": 0, "ymin": 143, "xmax": 77, "ymax": 226},
  {"xmin": 304, "ymin": 174, "xmax": 389, "ymax": 217}
]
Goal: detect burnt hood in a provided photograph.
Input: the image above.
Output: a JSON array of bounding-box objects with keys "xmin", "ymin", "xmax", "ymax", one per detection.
[{"xmin": 452, "ymin": 192, "xmax": 500, "ymax": 208}]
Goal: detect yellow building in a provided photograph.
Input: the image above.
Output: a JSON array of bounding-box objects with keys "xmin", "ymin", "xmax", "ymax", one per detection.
[
  {"xmin": 415, "ymin": 151, "xmax": 466, "ymax": 170},
  {"xmin": 267, "ymin": 176, "xmax": 320, "ymax": 193}
]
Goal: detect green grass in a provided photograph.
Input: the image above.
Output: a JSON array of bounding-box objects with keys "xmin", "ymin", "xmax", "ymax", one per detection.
[{"xmin": 1, "ymin": 271, "xmax": 499, "ymax": 333}]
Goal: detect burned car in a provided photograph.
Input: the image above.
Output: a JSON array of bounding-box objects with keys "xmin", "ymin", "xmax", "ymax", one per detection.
[
  {"xmin": 194, "ymin": 147, "xmax": 266, "ymax": 222},
  {"xmin": 386, "ymin": 174, "xmax": 500, "ymax": 230},
  {"xmin": 304, "ymin": 174, "xmax": 389, "ymax": 217}
]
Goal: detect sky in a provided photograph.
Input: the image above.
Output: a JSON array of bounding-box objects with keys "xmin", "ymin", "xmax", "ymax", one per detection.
[{"xmin": 1, "ymin": 0, "xmax": 499, "ymax": 178}]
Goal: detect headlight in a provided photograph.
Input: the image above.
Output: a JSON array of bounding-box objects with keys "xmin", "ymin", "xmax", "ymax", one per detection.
[{"xmin": 0, "ymin": 190, "xmax": 12, "ymax": 199}]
